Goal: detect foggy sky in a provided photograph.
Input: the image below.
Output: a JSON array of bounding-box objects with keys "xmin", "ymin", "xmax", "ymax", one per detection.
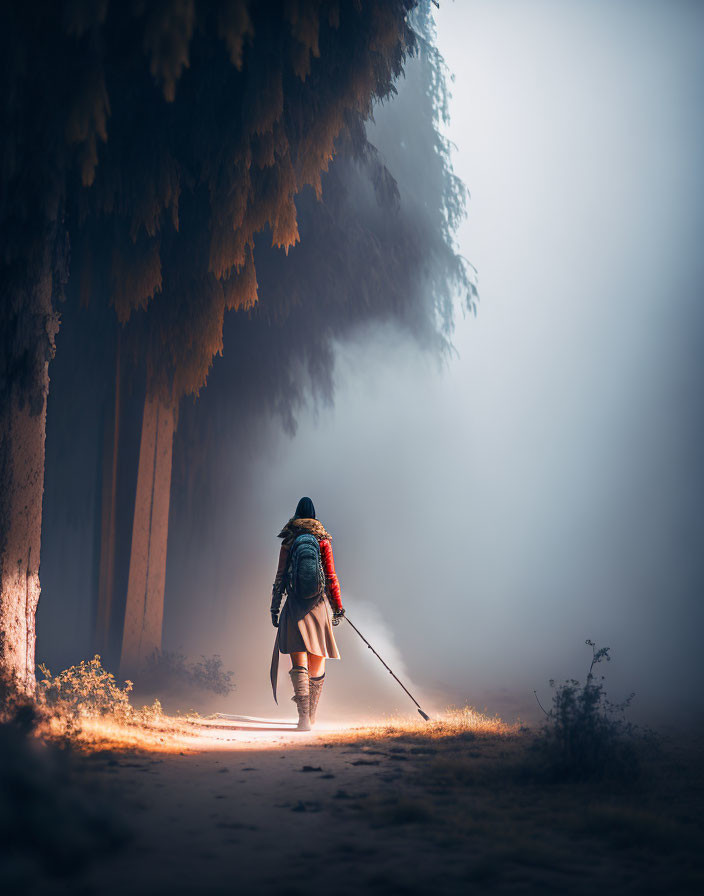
[{"xmin": 160, "ymin": 0, "xmax": 704, "ymax": 723}]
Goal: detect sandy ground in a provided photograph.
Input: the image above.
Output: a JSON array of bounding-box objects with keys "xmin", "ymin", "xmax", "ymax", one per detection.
[{"xmin": 19, "ymin": 713, "xmax": 704, "ymax": 896}]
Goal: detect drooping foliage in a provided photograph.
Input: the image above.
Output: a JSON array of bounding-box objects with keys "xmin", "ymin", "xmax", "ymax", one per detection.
[
  {"xmin": 73, "ymin": 0, "xmax": 417, "ymax": 402},
  {"xmin": 155, "ymin": 7, "xmax": 474, "ymax": 649},
  {"xmin": 170, "ymin": 5, "xmax": 475, "ymax": 523},
  {"xmin": 17, "ymin": 1, "xmax": 475, "ymax": 670},
  {"xmin": 2, "ymin": 0, "xmax": 418, "ymax": 406},
  {"xmin": 1, "ymin": 0, "xmax": 420, "ymax": 685}
]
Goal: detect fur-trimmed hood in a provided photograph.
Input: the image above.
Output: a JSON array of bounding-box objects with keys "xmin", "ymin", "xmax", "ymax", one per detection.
[{"xmin": 278, "ymin": 517, "xmax": 331, "ymax": 545}]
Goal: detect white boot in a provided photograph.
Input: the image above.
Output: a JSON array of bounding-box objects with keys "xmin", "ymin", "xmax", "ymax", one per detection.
[
  {"xmin": 308, "ymin": 673, "xmax": 325, "ymax": 726},
  {"xmin": 289, "ymin": 666, "xmax": 311, "ymax": 731}
]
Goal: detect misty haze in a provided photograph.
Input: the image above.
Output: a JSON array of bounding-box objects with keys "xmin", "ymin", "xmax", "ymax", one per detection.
[
  {"xmin": 37, "ymin": 0, "xmax": 704, "ymax": 725},
  {"xmin": 2, "ymin": 1, "xmax": 703, "ymax": 894}
]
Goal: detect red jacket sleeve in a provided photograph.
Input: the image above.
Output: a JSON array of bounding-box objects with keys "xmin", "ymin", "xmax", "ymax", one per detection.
[{"xmin": 320, "ymin": 539, "xmax": 342, "ymax": 611}]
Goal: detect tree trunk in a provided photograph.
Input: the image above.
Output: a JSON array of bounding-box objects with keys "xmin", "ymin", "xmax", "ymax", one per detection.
[
  {"xmin": 119, "ymin": 393, "xmax": 175, "ymax": 679},
  {"xmin": 94, "ymin": 334, "xmax": 121, "ymax": 658},
  {"xmin": 0, "ymin": 303, "xmax": 57, "ymax": 694}
]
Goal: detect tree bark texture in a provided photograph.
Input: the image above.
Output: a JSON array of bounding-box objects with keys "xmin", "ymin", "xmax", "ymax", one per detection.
[
  {"xmin": 0, "ymin": 278, "xmax": 58, "ymax": 693},
  {"xmin": 119, "ymin": 393, "xmax": 174, "ymax": 679}
]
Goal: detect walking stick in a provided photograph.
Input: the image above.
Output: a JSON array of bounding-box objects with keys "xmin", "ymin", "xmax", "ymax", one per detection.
[{"xmin": 344, "ymin": 616, "xmax": 431, "ymax": 721}]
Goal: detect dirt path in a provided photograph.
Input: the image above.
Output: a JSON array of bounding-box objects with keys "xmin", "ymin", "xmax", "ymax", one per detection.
[
  {"xmin": 33, "ymin": 717, "xmax": 704, "ymax": 895},
  {"xmin": 79, "ymin": 722, "xmax": 450, "ymax": 895}
]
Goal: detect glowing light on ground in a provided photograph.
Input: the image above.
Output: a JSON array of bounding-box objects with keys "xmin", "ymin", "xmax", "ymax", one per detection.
[{"xmin": 41, "ymin": 705, "xmax": 520, "ymax": 755}]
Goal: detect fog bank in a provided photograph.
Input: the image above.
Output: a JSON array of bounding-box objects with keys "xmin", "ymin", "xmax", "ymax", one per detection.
[{"xmin": 161, "ymin": 0, "xmax": 704, "ymax": 724}]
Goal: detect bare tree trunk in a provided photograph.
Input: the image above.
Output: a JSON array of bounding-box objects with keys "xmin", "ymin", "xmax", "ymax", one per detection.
[
  {"xmin": 94, "ymin": 333, "xmax": 121, "ymax": 658},
  {"xmin": 0, "ymin": 292, "xmax": 58, "ymax": 694},
  {"xmin": 119, "ymin": 393, "xmax": 175, "ymax": 679}
]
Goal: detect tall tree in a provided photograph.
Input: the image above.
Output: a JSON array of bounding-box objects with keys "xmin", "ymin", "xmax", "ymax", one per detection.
[
  {"xmin": 1, "ymin": 2, "xmax": 72, "ymax": 692},
  {"xmin": 157, "ymin": 6, "xmax": 476, "ymax": 655},
  {"xmin": 170, "ymin": 3, "xmax": 473, "ymax": 539},
  {"xmin": 0, "ymin": 0, "xmax": 417, "ymax": 690}
]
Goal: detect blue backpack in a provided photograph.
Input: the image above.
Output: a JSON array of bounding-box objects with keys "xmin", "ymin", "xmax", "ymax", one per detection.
[{"xmin": 287, "ymin": 533, "xmax": 325, "ymax": 601}]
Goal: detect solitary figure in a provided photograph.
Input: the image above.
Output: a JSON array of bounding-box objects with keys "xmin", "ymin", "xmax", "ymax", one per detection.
[{"xmin": 270, "ymin": 496, "xmax": 345, "ymax": 730}]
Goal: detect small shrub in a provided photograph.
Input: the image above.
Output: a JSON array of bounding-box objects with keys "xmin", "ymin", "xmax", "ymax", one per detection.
[
  {"xmin": 140, "ymin": 650, "xmax": 234, "ymax": 696},
  {"xmin": 133, "ymin": 697, "xmax": 163, "ymax": 724},
  {"xmin": 190, "ymin": 654, "xmax": 235, "ymax": 695},
  {"xmin": 536, "ymin": 640, "xmax": 640, "ymax": 782},
  {"xmin": 37, "ymin": 655, "xmax": 134, "ymax": 719},
  {"xmin": 37, "ymin": 655, "xmax": 162, "ymax": 723}
]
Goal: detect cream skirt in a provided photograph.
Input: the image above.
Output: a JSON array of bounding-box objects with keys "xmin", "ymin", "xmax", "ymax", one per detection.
[{"xmin": 270, "ymin": 594, "xmax": 340, "ymax": 702}]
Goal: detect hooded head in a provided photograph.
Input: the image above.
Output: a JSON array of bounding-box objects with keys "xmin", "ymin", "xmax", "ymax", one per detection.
[
  {"xmin": 278, "ymin": 498, "xmax": 328, "ymax": 543},
  {"xmin": 294, "ymin": 496, "xmax": 316, "ymax": 520}
]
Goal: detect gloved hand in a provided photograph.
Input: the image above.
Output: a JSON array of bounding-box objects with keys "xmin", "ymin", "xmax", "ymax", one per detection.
[
  {"xmin": 332, "ymin": 607, "xmax": 346, "ymax": 626},
  {"xmin": 270, "ymin": 582, "xmax": 284, "ymax": 628}
]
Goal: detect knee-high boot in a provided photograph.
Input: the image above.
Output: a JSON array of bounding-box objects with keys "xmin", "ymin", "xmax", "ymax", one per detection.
[
  {"xmin": 308, "ymin": 674, "xmax": 325, "ymax": 726},
  {"xmin": 289, "ymin": 666, "xmax": 311, "ymax": 731}
]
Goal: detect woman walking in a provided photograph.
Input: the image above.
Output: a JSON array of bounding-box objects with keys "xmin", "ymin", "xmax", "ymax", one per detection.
[{"xmin": 270, "ymin": 497, "xmax": 345, "ymax": 730}]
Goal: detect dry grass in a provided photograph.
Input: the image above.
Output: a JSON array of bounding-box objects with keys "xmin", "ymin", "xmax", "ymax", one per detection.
[
  {"xmin": 5, "ymin": 669, "xmax": 702, "ymax": 896},
  {"xmin": 29, "ymin": 655, "xmax": 202, "ymax": 754},
  {"xmin": 340, "ymin": 717, "xmax": 704, "ymax": 894},
  {"xmin": 324, "ymin": 705, "xmax": 521, "ymax": 746},
  {"xmin": 56, "ymin": 705, "xmax": 519, "ymax": 756},
  {"xmin": 40, "ymin": 711, "xmax": 198, "ymax": 754}
]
